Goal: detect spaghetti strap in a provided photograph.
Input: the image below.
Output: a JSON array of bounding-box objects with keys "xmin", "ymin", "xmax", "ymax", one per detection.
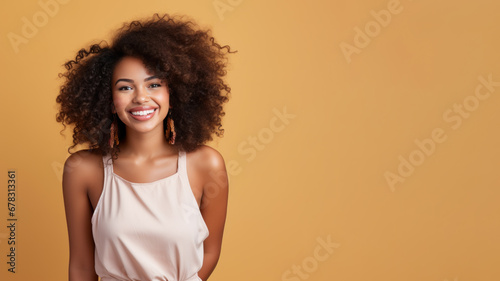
[
  {"xmin": 177, "ymin": 150, "xmax": 187, "ymax": 177},
  {"xmin": 178, "ymin": 150, "xmax": 198, "ymax": 205},
  {"xmin": 102, "ymin": 153, "xmax": 112, "ymax": 169}
]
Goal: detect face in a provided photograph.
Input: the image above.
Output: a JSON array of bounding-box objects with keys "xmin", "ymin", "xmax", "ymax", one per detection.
[{"xmin": 111, "ymin": 56, "xmax": 170, "ymax": 134}]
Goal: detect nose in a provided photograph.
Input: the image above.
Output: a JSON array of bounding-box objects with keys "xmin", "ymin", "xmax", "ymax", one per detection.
[{"xmin": 133, "ymin": 85, "xmax": 150, "ymax": 103}]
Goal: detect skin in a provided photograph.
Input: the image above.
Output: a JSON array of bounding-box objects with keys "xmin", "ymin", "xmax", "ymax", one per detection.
[{"xmin": 62, "ymin": 56, "xmax": 229, "ymax": 281}]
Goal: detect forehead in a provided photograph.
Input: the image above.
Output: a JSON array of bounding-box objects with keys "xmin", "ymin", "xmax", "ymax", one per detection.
[{"xmin": 112, "ymin": 56, "xmax": 154, "ymax": 80}]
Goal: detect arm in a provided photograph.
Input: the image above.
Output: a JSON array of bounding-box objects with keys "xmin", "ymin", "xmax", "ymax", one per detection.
[
  {"xmin": 196, "ymin": 147, "xmax": 229, "ymax": 281},
  {"xmin": 62, "ymin": 151, "xmax": 99, "ymax": 281}
]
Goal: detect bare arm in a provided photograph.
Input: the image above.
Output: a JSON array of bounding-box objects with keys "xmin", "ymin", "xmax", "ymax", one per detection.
[
  {"xmin": 62, "ymin": 151, "xmax": 99, "ymax": 281},
  {"xmin": 196, "ymin": 147, "xmax": 229, "ymax": 281}
]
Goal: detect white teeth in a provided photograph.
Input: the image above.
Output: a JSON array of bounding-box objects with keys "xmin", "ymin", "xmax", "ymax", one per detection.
[{"xmin": 131, "ymin": 109, "xmax": 155, "ymax": 116}]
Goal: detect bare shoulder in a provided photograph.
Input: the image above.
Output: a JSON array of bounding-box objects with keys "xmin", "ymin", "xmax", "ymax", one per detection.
[
  {"xmin": 63, "ymin": 149, "xmax": 103, "ymax": 189},
  {"xmin": 185, "ymin": 145, "xmax": 226, "ymax": 172},
  {"xmin": 185, "ymin": 145, "xmax": 229, "ymax": 209}
]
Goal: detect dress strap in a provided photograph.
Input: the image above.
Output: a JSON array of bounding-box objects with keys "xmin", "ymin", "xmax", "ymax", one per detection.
[
  {"xmin": 102, "ymin": 153, "xmax": 113, "ymax": 173},
  {"xmin": 177, "ymin": 149, "xmax": 187, "ymax": 177},
  {"xmin": 178, "ymin": 149, "xmax": 196, "ymax": 200}
]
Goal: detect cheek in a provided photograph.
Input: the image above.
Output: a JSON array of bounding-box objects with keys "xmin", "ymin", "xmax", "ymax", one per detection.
[
  {"xmin": 112, "ymin": 94, "xmax": 129, "ymax": 111},
  {"xmin": 156, "ymin": 92, "xmax": 170, "ymax": 119},
  {"xmin": 157, "ymin": 91, "xmax": 170, "ymax": 105},
  {"xmin": 112, "ymin": 94, "xmax": 131, "ymax": 119}
]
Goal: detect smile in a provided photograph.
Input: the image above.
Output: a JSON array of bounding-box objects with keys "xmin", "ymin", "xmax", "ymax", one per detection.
[
  {"xmin": 128, "ymin": 108, "xmax": 157, "ymax": 121},
  {"xmin": 131, "ymin": 109, "xmax": 155, "ymax": 116}
]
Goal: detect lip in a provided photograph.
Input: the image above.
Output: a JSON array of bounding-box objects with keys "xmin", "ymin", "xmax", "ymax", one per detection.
[
  {"xmin": 128, "ymin": 107, "xmax": 158, "ymax": 121},
  {"xmin": 128, "ymin": 106, "xmax": 158, "ymax": 112}
]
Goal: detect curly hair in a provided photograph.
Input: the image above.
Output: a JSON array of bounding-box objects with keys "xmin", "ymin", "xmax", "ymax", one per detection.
[{"xmin": 56, "ymin": 13, "xmax": 235, "ymax": 158}]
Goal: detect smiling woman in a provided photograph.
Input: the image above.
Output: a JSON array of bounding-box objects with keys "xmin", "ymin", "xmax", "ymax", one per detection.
[
  {"xmin": 55, "ymin": 13, "xmax": 235, "ymax": 281},
  {"xmin": 112, "ymin": 57, "xmax": 171, "ymax": 134}
]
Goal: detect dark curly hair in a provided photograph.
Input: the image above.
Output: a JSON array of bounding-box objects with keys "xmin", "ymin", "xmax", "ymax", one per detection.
[{"xmin": 56, "ymin": 13, "xmax": 235, "ymax": 158}]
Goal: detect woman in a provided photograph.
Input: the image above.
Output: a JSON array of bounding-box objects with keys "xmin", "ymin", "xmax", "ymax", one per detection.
[{"xmin": 56, "ymin": 13, "xmax": 234, "ymax": 281}]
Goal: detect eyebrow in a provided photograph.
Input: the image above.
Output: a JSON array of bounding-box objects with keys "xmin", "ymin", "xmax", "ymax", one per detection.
[{"xmin": 114, "ymin": 76, "xmax": 159, "ymax": 86}]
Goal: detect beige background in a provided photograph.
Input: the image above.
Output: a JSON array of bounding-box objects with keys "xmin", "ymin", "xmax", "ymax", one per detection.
[{"xmin": 1, "ymin": 0, "xmax": 499, "ymax": 280}]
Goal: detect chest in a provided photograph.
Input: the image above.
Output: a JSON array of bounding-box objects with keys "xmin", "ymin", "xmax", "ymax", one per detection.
[{"xmin": 88, "ymin": 167, "xmax": 203, "ymax": 213}]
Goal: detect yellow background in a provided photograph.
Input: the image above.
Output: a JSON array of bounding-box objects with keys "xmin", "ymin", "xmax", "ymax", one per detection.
[{"xmin": 1, "ymin": 0, "xmax": 499, "ymax": 280}]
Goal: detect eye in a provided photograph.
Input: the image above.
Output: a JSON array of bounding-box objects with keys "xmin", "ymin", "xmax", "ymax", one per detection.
[
  {"xmin": 118, "ymin": 86, "xmax": 132, "ymax": 91},
  {"xmin": 149, "ymin": 83, "xmax": 161, "ymax": 88}
]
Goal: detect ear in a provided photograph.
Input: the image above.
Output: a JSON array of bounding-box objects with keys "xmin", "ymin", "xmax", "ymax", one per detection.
[{"xmin": 111, "ymin": 104, "xmax": 116, "ymax": 114}]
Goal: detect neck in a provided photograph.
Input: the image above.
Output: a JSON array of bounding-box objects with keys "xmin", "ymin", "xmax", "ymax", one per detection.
[{"xmin": 118, "ymin": 125, "xmax": 177, "ymax": 159}]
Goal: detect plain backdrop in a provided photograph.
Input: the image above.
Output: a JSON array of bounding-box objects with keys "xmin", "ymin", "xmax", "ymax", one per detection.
[{"xmin": 1, "ymin": 0, "xmax": 500, "ymax": 280}]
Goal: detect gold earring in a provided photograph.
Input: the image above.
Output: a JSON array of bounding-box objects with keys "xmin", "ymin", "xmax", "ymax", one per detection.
[
  {"xmin": 166, "ymin": 110, "xmax": 176, "ymax": 145},
  {"xmin": 109, "ymin": 115, "xmax": 119, "ymax": 148}
]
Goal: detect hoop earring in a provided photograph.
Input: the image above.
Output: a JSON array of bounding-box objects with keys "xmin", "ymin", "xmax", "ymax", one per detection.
[
  {"xmin": 109, "ymin": 115, "xmax": 119, "ymax": 148},
  {"xmin": 166, "ymin": 110, "xmax": 176, "ymax": 145}
]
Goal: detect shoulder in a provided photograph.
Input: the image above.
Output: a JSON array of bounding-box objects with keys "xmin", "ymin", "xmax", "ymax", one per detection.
[
  {"xmin": 185, "ymin": 146, "xmax": 229, "ymax": 209},
  {"xmin": 185, "ymin": 145, "xmax": 226, "ymax": 172},
  {"xmin": 63, "ymin": 149, "xmax": 103, "ymax": 188}
]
